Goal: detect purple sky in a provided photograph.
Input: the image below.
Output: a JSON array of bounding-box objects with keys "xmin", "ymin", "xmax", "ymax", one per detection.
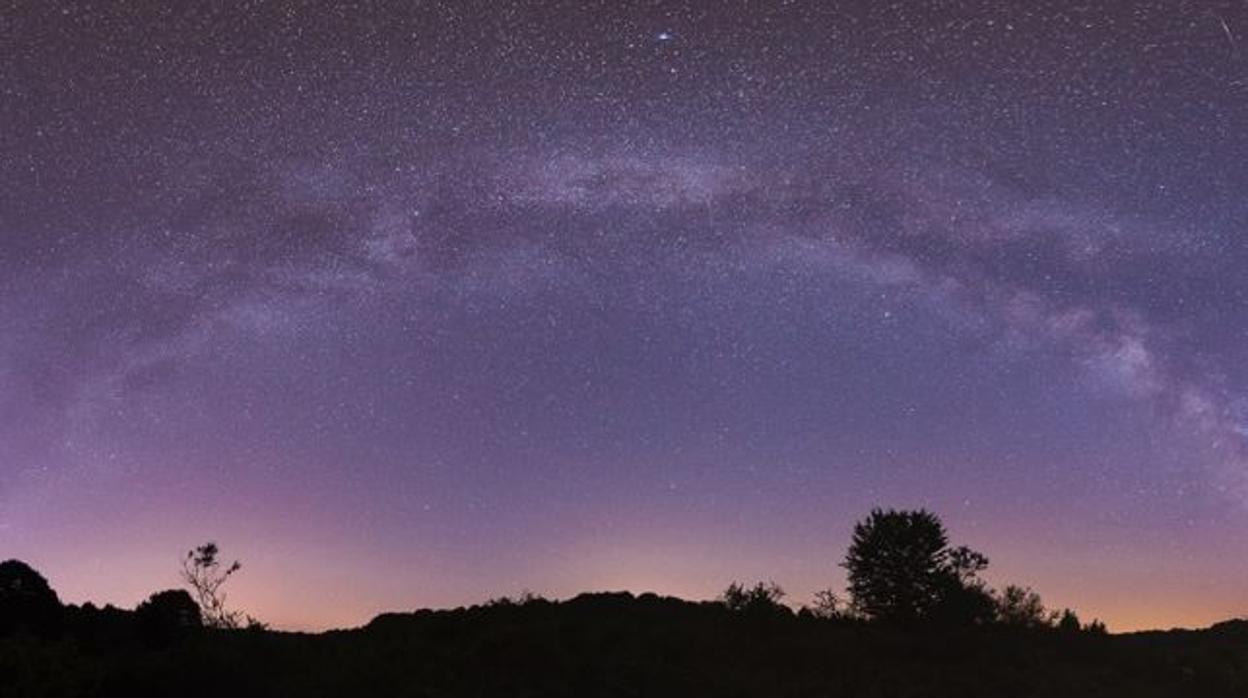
[{"xmin": 3, "ymin": 1, "xmax": 1248, "ymax": 631}]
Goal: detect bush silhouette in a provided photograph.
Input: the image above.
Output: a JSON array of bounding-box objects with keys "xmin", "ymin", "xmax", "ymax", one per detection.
[
  {"xmin": 0, "ymin": 560, "xmax": 62, "ymax": 638},
  {"xmin": 135, "ymin": 589, "xmax": 202, "ymax": 644},
  {"xmin": 720, "ymin": 581, "xmax": 788, "ymax": 617},
  {"xmin": 808, "ymin": 588, "xmax": 856, "ymax": 620}
]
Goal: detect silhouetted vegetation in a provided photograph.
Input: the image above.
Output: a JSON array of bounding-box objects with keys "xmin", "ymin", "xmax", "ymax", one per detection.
[
  {"xmin": 807, "ymin": 587, "xmax": 854, "ymax": 619},
  {"xmin": 182, "ymin": 542, "xmax": 243, "ymax": 629},
  {"xmin": 719, "ymin": 580, "xmax": 788, "ymax": 618},
  {"xmin": 0, "ymin": 560, "xmax": 62, "ymax": 639},
  {"xmin": 135, "ymin": 590, "xmax": 202, "ymax": 645},
  {"xmin": 995, "ymin": 584, "xmax": 1052, "ymax": 628},
  {"xmin": 0, "ymin": 510, "xmax": 1243, "ymax": 696},
  {"xmin": 840, "ymin": 508, "xmax": 1105, "ymax": 632},
  {"xmin": 844, "ymin": 508, "xmax": 998, "ymax": 625},
  {"xmin": 1057, "ymin": 607, "xmax": 1083, "ymax": 632}
]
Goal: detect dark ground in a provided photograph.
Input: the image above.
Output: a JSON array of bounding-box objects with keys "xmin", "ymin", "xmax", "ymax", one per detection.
[{"xmin": 4, "ymin": 592, "xmax": 1248, "ymax": 698}]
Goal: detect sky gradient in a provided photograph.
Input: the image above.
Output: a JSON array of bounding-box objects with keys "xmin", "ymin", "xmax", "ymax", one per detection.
[{"xmin": 3, "ymin": 1, "xmax": 1248, "ymax": 632}]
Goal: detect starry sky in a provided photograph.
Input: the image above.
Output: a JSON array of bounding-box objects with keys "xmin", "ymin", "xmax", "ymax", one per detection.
[{"xmin": 3, "ymin": 1, "xmax": 1248, "ymax": 632}]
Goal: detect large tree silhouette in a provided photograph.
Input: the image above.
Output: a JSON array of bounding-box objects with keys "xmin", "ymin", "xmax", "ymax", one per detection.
[{"xmin": 843, "ymin": 508, "xmax": 991, "ymax": 624}]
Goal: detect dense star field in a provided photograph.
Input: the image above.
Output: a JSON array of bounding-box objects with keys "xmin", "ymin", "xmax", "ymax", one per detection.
[{"xmin": 2, "ymin": 1, "xmax": 1247, "ymax": 632}]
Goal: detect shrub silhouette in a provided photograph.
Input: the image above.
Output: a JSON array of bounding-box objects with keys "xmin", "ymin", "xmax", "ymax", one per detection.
[
  {"xmin": 808, "ymin": 588, "xmax": 856, "ymax": 620},
  {"xmin": 0, "ymin": 559, "xmax": 62, "ymax": 638},
  {"xmin": 843, "ymin": 508, "xmax": 991, "ymax": 624},
  {"xmin": 135, "ymin": 589, "xmax": 202, "ymax": 644},
  {"xmin": 720, "ymin": 581, "xmax": 788, "ymax": 617},
  {"xmin": 182, "ymin": 542, "xmax": 243, "ymax": 629}
]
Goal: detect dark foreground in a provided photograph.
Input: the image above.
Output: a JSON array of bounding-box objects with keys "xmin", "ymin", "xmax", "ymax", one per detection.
[{"xmin": 5, "ymin": 592, "xmax": 1248, "ymax": 698}]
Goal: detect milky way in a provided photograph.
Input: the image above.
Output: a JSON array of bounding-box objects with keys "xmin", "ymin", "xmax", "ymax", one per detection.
[{"xmin": 3, "ymin": 1, "xmax": 1248, "ymax": 631}]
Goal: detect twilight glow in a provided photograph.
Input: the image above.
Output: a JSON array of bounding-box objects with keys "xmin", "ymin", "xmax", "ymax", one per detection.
[{"xmin": 3, "ymin": 2, "xmax": 1248, "ymax": 632}]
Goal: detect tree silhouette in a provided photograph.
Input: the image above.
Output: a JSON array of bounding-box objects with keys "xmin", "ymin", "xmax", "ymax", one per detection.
[
  {"xmin": 0, "ymin": 560, "xmax": 62, "ymax": 638},
  {"xmin": 181, "ymin": 542, "xmax": 243, "ymax": 629},
  {"xmin": 1057, "ymin": 608, "xmax": 1082, "ymax": 632},
  {"xmin": 843, "ymin": 508, "xmax": 991, "ymax": 624},
  {"xmin": 995, "ymin": 585, "xmax": 1054, "ymax": 628}
]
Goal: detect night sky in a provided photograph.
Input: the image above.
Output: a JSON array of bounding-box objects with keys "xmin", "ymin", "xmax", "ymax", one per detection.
[{"xmin": 3, "ymin": 1, "xmax": 1248, "ymax": 632}]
